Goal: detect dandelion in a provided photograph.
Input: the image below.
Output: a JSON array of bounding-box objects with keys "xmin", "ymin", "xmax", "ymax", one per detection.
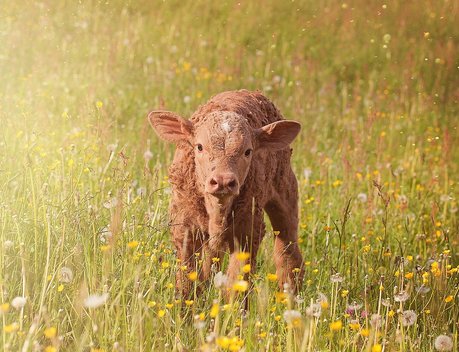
[
  {"xmin": 103, "ymin": 197, "xmax": 118, "ymax": 209},
  {"xmin": 401, "ymin": 310, "xmax": 417, "ymax": 327},
  {"xmin": 444, "ymin": 295, "xmax": 453, "ymax": 303},
  {"xmin": 193, "ymin": 314, "xmax": 205, "ymax": 329},
  {"xmin": 11, "ymin": 296, "xmax": 27, "ymax": 309},
  {"xmin": 329, "ymin": 320, "xmax": 343, "ymax": 331},
  {"xmin": 330, "ymin": 273, "xmax": 344, "ymax": 283},
  {"xmin": 143, "ymin": 150, "xmax": 153, "ymax": 161},
  {"xmin": 157, "ymin": 309, "xmax": 166, "ymax": 318},
  {"xmin": 188, "ymin": 271, "xmax": 198, "ymax": 281},
  {"xmin": 0, "ymin": 303, "xmax": 10, "ymax": 313},
  {"xmin": 357, "ymin": 193, "xmax": 368, "ymax": 203},
  {"xmin": 370, "ymin": 314, "xmax": 382, "ymax": 328},
  {"xmin": 266, "ymin": 273, "xmax": 278, "ymax": 282},
  {"xmin": 434, "ymin": 335, "xmax": 453, "ymax": 351},
  {"xmin": 372, "ymin": 344, "xmax": 382, "ymax": 352},
  {"xmin": 83, "ymin": 293, "xmax": 109, "ymax": 309},
  {"xmin": 232, "ymin": 280, "xmax": 249, "ymax": 292},
  {"xmin": 242, "ymin": 264, "xmax": 251, "ymax": 273},
  {"xmin": 214, "ymin": 271, "xmax": 228, "ymax": 289},
  {"xmin": 394, "ymin": 290, "xmax": 409, "ymax": 302},
  {"xmin": 236, "ymin": 252, "xmax": 250, "ymax": 261},
  {"xmin": 44, "ymin": 327, "xmax": 57, "ymax": 339},
  {"xmin": 283, "ymin": 310, "xmax": 302, "ymax": 326},
  {"xmin": 4, "ymin": 322, "xmax": 19, "ymax": 333},
  {"xmin": 185, "ymin": 300, "xmax": 194, "ymax": 306},
  {"xmin": 210, "ymin": 302, "xmax": 219, "ymax": 318},
  {"xmin": 127, "ymin": 241, "xmax": 139, "ymax": 249},
  {"xmin": 349, "ymin": 320, "xmax": 360, "ymax": 330},
  {"xmin": 59, "ymin": 266, "xmax": 74, "ymax": 283}
]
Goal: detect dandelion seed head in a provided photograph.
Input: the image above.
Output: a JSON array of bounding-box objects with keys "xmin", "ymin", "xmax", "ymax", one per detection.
[
  {"xmin": 434, "ymin": 335, "xmax": 453, "ymax": 351},
  {"xmin": 11, "ymin": 296, "xmax": 27, "ymax": 309},
  {"xmin": 83, "ymin": 293, "xmax": 109, "ymax": 309}
]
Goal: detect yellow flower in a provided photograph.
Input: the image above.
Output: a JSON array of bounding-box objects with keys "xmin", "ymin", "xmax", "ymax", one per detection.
[
  {"xmin": 4, "ymin": 322, "xmax": 19, "ymax": 333},
  {"xmin": 444, "ymin": 295, "xmax": 453, "ymax": 303},
  {"xmin": 100, "ymin": 245, "xmax": 111, "ymax": 252},
  {"xmin": 44, "ymin": 326, "xmax": 57, "ymax": 339},
  {"xmin": 330, "ymin": 320, "xmax": 342, "ymax": 331},
  {"xmin": 320, "ymin": 300, "xmax": 329, "ymax": 310},
  {"xmin": 349, "ymin": 322, "xmax": 360, "ymax": 330},
  {"xmin": 165, "ymin": 303, "xmax": 173, "ymax": 309},
  {"xmin": 266, "ymin": 273, "xmax": 278, "ymax": 282},
  {"xmin": 242, "ymin": 264, "xmax": 251, "ymax": 273},
  {"xmin": 212, "ymin": 257, "xmax": 220, "ymax": 263},
  {"xmin": 96, "ymin": 101, "xmax": 103, "ymax": 108},
  {"xmin": 405, "ymin": 272, "xmax": 414, "ymax": 279},
  {"xmin": 360, "ymin": 328, "xmax": 370, "ymax": 337},
  {"xmin": 147, "ymin": 301, "xmax": 156, "ymax": 308},
  {"xmin": 232, "ymin": 280, "xmax": 249, "ymax": 292},
  {"xmin": 44, "ymin": 347, "xmax": 57, "ymax": 352},
  {"xmin": 57, "ymin": 284, "xmax": 64, "ymax": 292},
  {"xmin": 0, "ymin": 303, "xmax": 10, "ymax": 313},
  {"xmin": 275, "ymin": 292, "xmax": 287, "ymax": 303},
  {"xmin": 341, "ymin": 289, "xmax": 349, "ymax": 297},
  {"xmin": 127, "ymin": 241, "xmax": 139, "ymax": 249},
  {"xmin": 157, "ymin": 309, "xmax": 166, "ymax": 317},
  {"xmin": 388, "ymin": 310, "xmax": 395, "ymax": 317},
  {"xmin": 210, "ymin": 303, "xmax": 219, "ymax": 318},
  {"xmin": 372, "ymin": 344, "xmax": 382, "ymax": 352},
  {"xmin": 185, "ymin": 300, "xmax": 194, "ymax": 306},
  {"xmin": 161, "ymin": 262, "xmax": 170, "ymax": 269},
  {"xmin": 236, "ymin": 252, "xmax": 250, "ymax": 261},
  {"xmin": 188, "ymin": 271, "xmax": 198, "ymax": 281}
]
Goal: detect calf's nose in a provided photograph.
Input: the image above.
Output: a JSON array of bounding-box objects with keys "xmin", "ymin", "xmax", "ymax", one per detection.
[{"xmin": 207, "ymin": 173, "xmax": 239, "ymax": 196}]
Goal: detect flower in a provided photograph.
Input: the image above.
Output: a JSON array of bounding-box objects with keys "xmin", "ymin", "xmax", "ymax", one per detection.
[
  {"xmin": 11, "ymin": 296, "xmax": 27, "ymax": 309},
  {"xmin": 236, "ymin": 252, "xmax": 250, "ymax": 261},
  {"xmin": 357, "ymin": 193, "xmax": 368, "ymax": 203},
  {"xmin": 394, "ymin": 290, "xmax": 409, "ymax": 302},
  {"xmin": 83, "ymin": 293, "xmax": 109, "ymax": 309},
  {"xmin": 188, "ymin": 271, "xmax": 198, "ymax": 281},
  {"xmin": 266, "ymin": 273, "xmax": 278, "ymax": 282},
  {"xmin": 434, "ymin": 335, "xmax": 453, "ymax": 351},
  {"xmin": 3, "ymin": 240, "xmax": 13, "ymax": 250},
  {"xmin": 232, "ymin": 280, "xmax": 248, "ymax": 292},
  {"xmin": 330, "ymin": 273, "xmax": 344, "ymax": 283},
  {"xmin": 214, "ymin": 271, "xmax": 228, "ymax": 289},
  {"xmin": 0, "ymin": 303, "xmax": 10, "ymax": 313},
  {"xmin": 44, "ymin": 327, "xmax": 57, "ymax": 339},
  {"xmin": 401, "ymin": 310, "xmax": 417, "ymax": 327},
  {"xmin": 127, "ymin": 241, "xmax": 139, "ymax": 249},
  {"xmin": 329, "ymin": 320, "xmax": 343, "ymax": 331},
  {"xmin": 143, "ymin": 150, "xmax": 153, "ymax": 161},
  {"xmin": 444, "ymin": 295, "xmax": 453, "ymax": 303},
  {"xmin": 305, "ymin": 303, "xmax": 321, "ymax": 318},
  {"xmin": 103, "ymin": 197, "xmax": 118, "ymax": 209},
  {"xmin": 59, "ymin": 267, "xmax": 74, "ymax": 283},
  {"xmin": 370, "ymin": 314, "xmax": 382, "ymax": 328},
  {"xmin": 372, "ymin": 344, "xmax": 382, "ymax": 352},
  {"xmin": 283, "ymin": 310, "xmax": 302, "ymax": 326}
]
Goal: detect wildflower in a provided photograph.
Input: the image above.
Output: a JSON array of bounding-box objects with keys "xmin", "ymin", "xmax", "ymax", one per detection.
[
  {"xmin": 127, "ymin": 241, "xmax": 139, "ymax": 249},
  {"xmin": 317, "ymin": 292, "xmax": 329, "ymax": 309},
  {"xmin": 349, "ymin": 320, "xmax": 360, "ymax": 330},
  {"xmin": 232, "ymin": 280, "xmax": 249, "ymax": 292},
  {"xmin": 305, "ymin": 303, "xmax": 322, "ymax": 318},
  {"xmin": 370, "ymin": 314, "xmax": 382, "ymax": 328},
  {"xmin": 0, "ymin": 303, "xmax": 10, "ymax": 313},
  {"xmin": 360, "ymin": 328, "xmax": 370, "ymax": 337},
  {"xmin": 59, "ymin": 266, "xmax": 74, "ymax": 283},
  {"xmin": 329, "ymin": 320, "xmax": 343, "ymax": 331},
  {"xmin": 346, "ymin": 302, "xmax": 363, "ymax": 316},
  {"xmin": 266, "ymin": 273, "xmax": 278, "ymax": 282},
  {"xmin": 57, "ymin": 284, "xmax": 64, "ymax": 292},
  {"xmin": 188, "ymin": 271, "xmax": 198, "ymax": 281},
  {"xmin": 341, "ymin": 289, "xmax": 349, "ymax": 297},
  {"xmin": 3, "ymin": 240, "xmax": 13, "ymax": 250},
  {"xmin": 283, "ymin": 310, "xmax": 302, "ymax": 326},
  {"xmin": 147, "ymin": 301, "xmax": 156, "ymax": 308},
  {"xmin": 143, "ymin": 150, "xmax": 153, "ymax": 161},
  {"xmin": 444, "ymin": 295, "xmax": 453, "ymax": 303},
  {"xmin": 214, "ymin": 271, "xmax": 228, "ymax": 289},
  {"xmin": 330, "ymin": 273, "xmax": 344, "ymax": 283},
  {"xmin": 434, "ymin": 335, "xmax": 453, "ymax": 351},
  {"xmin": 236, "ymin": 252, "xmax": 250, "ymax": 261},
  {"xmin": 4, "ymin": 322, "xmax": 19, "ymax": 333},
  {"xmin": 242, "ymin": 264, "xmax": 251, "ymax": 273},
  {"xmin": 44, "ymin": 327, "xmax": 57, "ymax": 339},
  {"xmin": 96, "ymin": 101, "xmax": 103, "ymax": 108},
  {"xmin": 161, "ymin": 262, "xmax": 170, "ymax": 269},
  {"xmin": 157, "ymin": 309, "xmax": 166, "ymax": 318},
  {"xmin": 210, "ymin": 303, "xmax": 219, "ymax": 318},
  {"xmin": 401, "ymin": 310, "xmax": 417, "ymax": 327},
  {"xmin": 357, "ymin": 193, "xmax": 368, "ymax": 203},
  {"xmin": 185, "ymin": 300, "xmax": 194, "ymax": 306},
  {"xmin": 44, "ymin": 347, "xmax": 57, "ymax": 352},
  {"xmin": 394, "ymin": 290, "xmax": 409, "ymax": 302},
  {"xmin": 103, "ymin": 197, "xmax": 118, "ymax": 209},
  {"xmin": 193, "ymin": 314, "xmax": 205, "ymax": 329},
  {"xmin": 11, "ymin": 296, "xmax": 27, "ymax": 309},
  {"xmin": 83, "ymin": 293, "xmax": 109, "ymax": 309},
  {"xmin": 372, "ymin": 344, "xmax": 382, "ymax": 352}
]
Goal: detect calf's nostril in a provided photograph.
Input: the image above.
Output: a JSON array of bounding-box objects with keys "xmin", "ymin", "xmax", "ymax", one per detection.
[
  {"xmin": 227, "ymin": 180, "xmax": 237, "ymax": 189},
  {"xmin": 209, "ymin": 178, "xmax": 218, "ymax": 186}
]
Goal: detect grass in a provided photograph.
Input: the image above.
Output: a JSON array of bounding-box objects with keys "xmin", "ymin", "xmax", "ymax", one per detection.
[{"xmin": 0, "ymin": 0, "xmax": 458, "ymax": 351}]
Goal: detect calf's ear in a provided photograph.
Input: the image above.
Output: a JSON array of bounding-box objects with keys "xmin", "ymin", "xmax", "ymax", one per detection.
[
  {"xmin": 148, "ymin": 111, "xmax": 193, "ymax": 142},
  {"xmin": 255, "ymin": 120, "xmax": 301, "ymax": 151}
]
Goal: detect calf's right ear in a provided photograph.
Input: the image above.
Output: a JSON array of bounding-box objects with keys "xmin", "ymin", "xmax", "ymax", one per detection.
[{"xmin": 148, "ymin": 111, "xmax": 194, "ymax": 143}]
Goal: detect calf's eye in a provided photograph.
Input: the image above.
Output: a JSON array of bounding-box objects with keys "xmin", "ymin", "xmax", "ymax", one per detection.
[
  {"xmin": 196, "ymin": 144, "xmax": 203, "ymax": 152},
  {"xmin": 244, "ymin": 148, "xmax": 252, "ymax": 157}
]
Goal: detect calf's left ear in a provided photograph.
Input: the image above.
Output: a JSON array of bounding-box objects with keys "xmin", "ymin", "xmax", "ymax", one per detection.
[
  {"xmin": 255, "ymin": 120, "xmax": 301, "ymax": 151},
  {"xmin": 148, "ymin": 110, "xmax": 193, "ymax": 143}
]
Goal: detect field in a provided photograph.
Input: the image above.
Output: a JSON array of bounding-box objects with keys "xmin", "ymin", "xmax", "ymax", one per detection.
[{"xmin": 1, "ymin": 0, "xmax": 458, "ymax": 351}]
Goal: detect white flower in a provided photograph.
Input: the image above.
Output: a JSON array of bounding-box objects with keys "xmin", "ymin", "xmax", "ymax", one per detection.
[
  {"xmin": 370, "ymin": 313, "xmax": 382, "ymax": 328},
  {"xmin": 213, "ymin": 271, "xmax": 228, "ymax": 289},
  {"xmin": 193, "ymin": 315, "xmax": 205, "ymax": 330},
  {"xmin": 103, "ymin": 198, "xmax": 118, "ymax": 209},
  {"xmin": 99, "ymin": 226, "xmax": 113, "ymax": 243},
  {"xmin": 183, "ymin": 96, "xmax": 191, "ymax": 104},
  {"xmin": 394, "ymin": 290, "xmax": 410, "ymax": 302},
  {"xmin": 143, "ymin": 150, "xmax": 153, "ymax": 161},
  {"xmin": 59, "ymin": 267, "xmax": 74, "ymax": 283},
  {"xmin": 84, "ymin": 293, "xmax": 109, "ymax": 308},
  {"xmin": 303, "ymin": 168, "xmax": 312, "ymax": 180},
  {"xmin": 305, "ymin": 303, "xmax": 321, "ymax": 318},
  {"xmin": 357, "ymin": 193, "xmax": 368, "ymax": 203},
  {"xmin": 283, "ymin": 310, "xmax": 302, "ymax": 324},
  {"xmin": 330, "ymin": 273, "xmax": 344, "ymax": 283},
  {"xmin": 106, "ymin": 143, "xmax": 117, "ymax": 152},
  {"xmin": 401, "ymin": 310, "xmax": 417, "ymax": 327},
  {"xmin": 11, "ymin": 296, "xmax": 27, "ymax": 309},
  {"xmin": 3, "ymin": 240, "xmax": 13, "ymax": 250},
  {"xmin": 434, "ymin": 335, "xmax": 453, "ymax": 351}
]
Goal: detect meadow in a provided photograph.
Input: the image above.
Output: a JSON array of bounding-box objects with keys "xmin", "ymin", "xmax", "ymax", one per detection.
[{"xmin": 0, "ymin": 1, "xmax": 458, "ymax": 351}]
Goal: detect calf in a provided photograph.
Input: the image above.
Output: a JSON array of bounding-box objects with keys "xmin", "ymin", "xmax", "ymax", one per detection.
[{"xmin": 148, "ymin": 90, "xmax": 304, "ymax": 297}]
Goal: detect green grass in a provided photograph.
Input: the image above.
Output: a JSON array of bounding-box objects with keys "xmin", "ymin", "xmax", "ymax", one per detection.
[{"xmin": 0, "ymin": 1, "xmax": 458, "ymax": 351}]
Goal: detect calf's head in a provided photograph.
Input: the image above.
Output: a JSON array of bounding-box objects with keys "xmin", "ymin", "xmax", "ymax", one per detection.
[{"xmin": 148, "ymin": 110, "xmax": 301, "ymax": 204}]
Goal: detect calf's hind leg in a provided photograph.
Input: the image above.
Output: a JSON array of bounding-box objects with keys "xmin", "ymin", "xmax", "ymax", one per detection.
[{"xmin": 264, "ymin": 173, "xmax": 304, "ymax": 293}]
